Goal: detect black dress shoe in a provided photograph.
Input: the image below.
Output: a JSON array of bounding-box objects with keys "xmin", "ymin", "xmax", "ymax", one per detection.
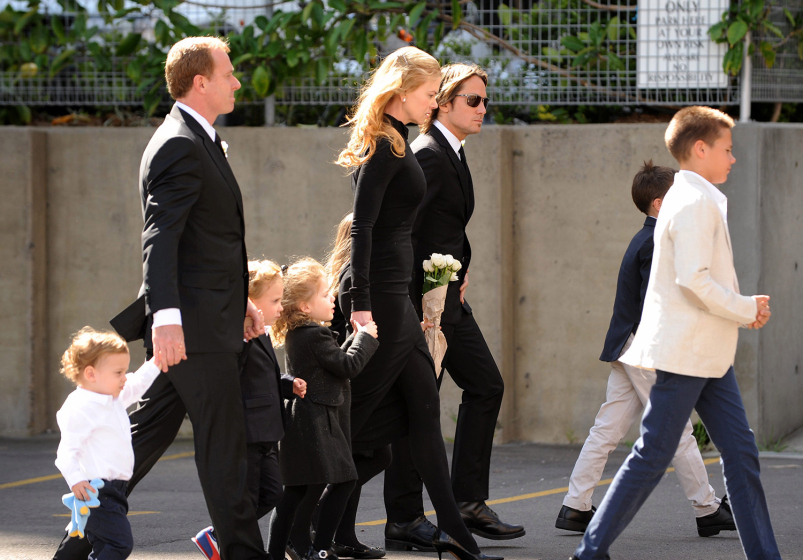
[
  {"xmin": 432, "ymin": 529, "xmax": 503, "ymax": 560},
  {"xmin": 385, "ymin": 515, "xmax": 438, "ymax": 552},
  {"xmin": 555, "ymin": 505, "xmax": 596, "ymax": 533},
  {"xmin": 697, "ymin": 495, "xmax": 737, "ymax": 537},
  {"xmin": 303, "ymin": 547, "xmax": 339, "ymax": 560},
  {"xmin": 457, "ymin": 501, "xmax": 526, "ymax": 540},
  {"xmin": 331, "ymin": 541, "xmax": 386, "ymax": 559}
]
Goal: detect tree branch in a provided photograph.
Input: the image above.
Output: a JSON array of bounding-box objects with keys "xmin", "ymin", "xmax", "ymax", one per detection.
[
  {"xmin": 578, "ymin": 0, "xmax": 637, "ymax": 11},
  {"xmin": 434, "ymin": 11, "xmax": 642, "ymax": 101}
]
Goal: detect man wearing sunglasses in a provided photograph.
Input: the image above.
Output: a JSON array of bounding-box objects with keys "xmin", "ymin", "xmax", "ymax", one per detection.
[{"xmin": 382, "ymin": 63, "xmax": 525, "ymax": 554}]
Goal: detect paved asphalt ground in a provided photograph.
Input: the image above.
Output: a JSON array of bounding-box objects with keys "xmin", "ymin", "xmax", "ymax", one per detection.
[{"xmin": 1, "ymin": 437, "xmax": 801, "ymax": 560}]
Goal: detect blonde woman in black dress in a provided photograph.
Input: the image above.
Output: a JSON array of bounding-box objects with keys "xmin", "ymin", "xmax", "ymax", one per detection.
[{"xmin": 334, "ymin": 47, "xmax": 501, "ymax": 560}]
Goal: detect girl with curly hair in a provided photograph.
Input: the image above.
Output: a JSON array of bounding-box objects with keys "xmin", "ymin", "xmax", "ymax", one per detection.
[{"xmin": 267, "ymin": 258, "xmax": 379, "ymax": 560}]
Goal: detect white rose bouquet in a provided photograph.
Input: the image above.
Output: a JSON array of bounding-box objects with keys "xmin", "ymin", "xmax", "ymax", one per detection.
[{"xmin": 421, "ymin": 253, "xmax": 462, "ymax": 376}]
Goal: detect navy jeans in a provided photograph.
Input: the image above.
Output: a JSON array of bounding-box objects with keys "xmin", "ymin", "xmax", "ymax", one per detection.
[
  {"xmin": 85, "ymin": 480, "xmax": 133, "ymax": 560},
  {"xmin": 575, "ymin": 367, "xmax": 781, "ymax": 560}
]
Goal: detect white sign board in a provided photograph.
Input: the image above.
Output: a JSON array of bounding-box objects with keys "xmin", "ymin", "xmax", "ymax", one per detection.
[{"xmin": 637, "ymin": 0, "xmax": 729, "ymax": 88}]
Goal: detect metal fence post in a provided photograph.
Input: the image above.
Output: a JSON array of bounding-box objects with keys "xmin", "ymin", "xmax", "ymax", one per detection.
[
  {"xmin": 740, "ymin": 31, "xmax": 752, "ymax": 122},
  {"xmin": 264, "ymin": 95, "xmax": 275, "ymax": 126}
]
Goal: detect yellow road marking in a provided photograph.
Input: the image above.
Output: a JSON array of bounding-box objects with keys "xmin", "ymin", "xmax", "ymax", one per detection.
[
  {"xmin": 0, "ymin": 450, "xmax": 195, "ymax": 490},
  {"xmin": 54, "ymin": 511, "xmax": 160, "ymax": 517},
  {"xmin": 355, "ymin": 457, "xmax": 720, "ymax": 526}
]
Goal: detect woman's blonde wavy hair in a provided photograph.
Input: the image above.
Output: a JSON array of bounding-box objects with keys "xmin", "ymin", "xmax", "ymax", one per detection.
[
  {"xmin": 271, "ymin": 258, "xmax": 327, "ymax": 346},
  {"xmin": 324, "ymin": 212, "xmax": 353, "ymax": 297},
  {"xmin": 336, "ymin": 46, "xmax": 441, "ymax": 171}
]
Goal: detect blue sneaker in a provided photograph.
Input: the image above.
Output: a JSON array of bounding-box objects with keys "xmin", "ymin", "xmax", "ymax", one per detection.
[{"xmin": 191, "ymin": 526, "xmax": 221, "ymax": 560}]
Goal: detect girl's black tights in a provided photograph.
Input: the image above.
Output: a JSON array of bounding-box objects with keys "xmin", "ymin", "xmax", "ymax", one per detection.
[{"xmin": 268, "ymin": 480, "xmax": 356, "ymax": 559}]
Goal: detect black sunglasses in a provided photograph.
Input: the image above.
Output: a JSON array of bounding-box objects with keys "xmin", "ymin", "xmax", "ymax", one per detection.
[{"xmin": 455, "ymin": 93, "xmax": 490, "ymax": 108}]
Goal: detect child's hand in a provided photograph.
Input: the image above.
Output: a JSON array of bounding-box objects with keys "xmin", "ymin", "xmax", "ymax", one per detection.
[
  {"xmin": 293, "ymin": 378, "xmax": 307, "ymax": 398},
  {"xmin": 358, "ymin": 320, "xmax": 379, "ymax": 339},
  {"xmin": 71, "ymin": 480, "xmax": 95, "ymax": 502},
  {"xmin": 749, "ymin": 295, "xmax": 771, "ymax": 329}
]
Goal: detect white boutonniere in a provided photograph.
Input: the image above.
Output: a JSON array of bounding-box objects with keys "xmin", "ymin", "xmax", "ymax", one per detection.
[{"xmin": 221, "ymin": 140, "xmax": 229, "ymax": 159}]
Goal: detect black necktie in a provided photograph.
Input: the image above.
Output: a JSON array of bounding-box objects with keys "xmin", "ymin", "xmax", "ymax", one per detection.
[
  {"xmin": 458, "ymin": 145, "xmax": 468, "ymax": 169},
  {"xmin": 214, "ymin": 133, "xmax": 226, "ymax": 157}
]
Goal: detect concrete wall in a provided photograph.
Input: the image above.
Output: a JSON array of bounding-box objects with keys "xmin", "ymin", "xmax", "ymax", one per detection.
[{"xmin": 2, "ymin": 122, "xmax": 802, "ymax": 446}]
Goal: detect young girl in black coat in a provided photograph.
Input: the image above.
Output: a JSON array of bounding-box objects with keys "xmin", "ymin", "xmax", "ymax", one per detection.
[{"xmin": 268, "ymin": 258, "xmax": 379, "ymax": 560}]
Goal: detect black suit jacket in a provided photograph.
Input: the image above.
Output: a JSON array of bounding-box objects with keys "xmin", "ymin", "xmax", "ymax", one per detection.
[
  {"xmin": 240, "ymin": 334, "xmax": 295, "ymax": 444},
  {"xmin": 111, "ymin": 105, "xmax": 248, "ymax": 353},
  {"xmin": 409, "ymin": 126, "xmax": 474, "ymax": 325},
  {"xmin": 599, "ymin": 216, "xmax": 656, "ymax": 362}
]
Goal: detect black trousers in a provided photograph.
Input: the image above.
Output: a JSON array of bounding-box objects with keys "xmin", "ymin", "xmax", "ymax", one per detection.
[
  {"xmin": 384, "ymin": 308, "xmax": 504, "ymax": 522},
  {"xmin": 248, "ymin": 441, "xmax": 283, "ymax": 520},
  {"xmin": 338, "ymin": 294, "xmax": 479, "ymax": 553},
  {"xmin": 53, "ymin": 353, "xmax": 268, "ymax": 560},
  {"xmin": 85, "ymin": 480, "xmax": 132, "ymax": 560}
]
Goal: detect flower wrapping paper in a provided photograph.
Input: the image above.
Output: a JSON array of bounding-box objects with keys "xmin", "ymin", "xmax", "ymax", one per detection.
[{"xmin": 423, "ymin": 284, "xmax": 449, "ymax": 377}]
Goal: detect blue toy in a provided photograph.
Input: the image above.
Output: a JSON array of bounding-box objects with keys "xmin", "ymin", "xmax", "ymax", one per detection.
[{"xmin": 61, "ymin": 478, "xmax": 105, "ymax": 538}]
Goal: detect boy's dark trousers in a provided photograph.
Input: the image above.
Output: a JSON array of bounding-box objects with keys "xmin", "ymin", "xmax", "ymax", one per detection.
[
  {"xmin": 383, "ymin": 307, "xmax": 504, "ymax": 519},
  {"xmin": 84, "ymin": 480, "xmax": 133, "ymax": 560},
  {"xmin": 247, "ymin": 441, "xmax": 283, "ymax": 519}
]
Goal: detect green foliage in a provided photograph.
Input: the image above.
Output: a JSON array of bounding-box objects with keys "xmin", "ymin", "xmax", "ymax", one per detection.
[
  {"xmin": 496, "ymin": 0, "xmax": 634, "ymax": 80},
  {"xmin": 709, "ymin": 0, "xmax": 803, "ymax": 75},
  {"xmin": 0, "ymin": 0, "xmax": 465, "ymax": 115},
  {"xmin": 693, "ymin": 419, "xmax": 713, "ymax": 452},
  {"xmin": 758, "ymin": 427, "xmax": 789, "ymax": 452}
]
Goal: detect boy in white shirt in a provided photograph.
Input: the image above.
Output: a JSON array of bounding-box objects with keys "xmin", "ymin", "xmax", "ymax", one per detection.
[
  {"xmin": 571, "ymin": 106, "xmax": 779, "ymax": 560},
  {"xmin": 56, "ymin": 327, "xmax": 160, "ymax": 559}
]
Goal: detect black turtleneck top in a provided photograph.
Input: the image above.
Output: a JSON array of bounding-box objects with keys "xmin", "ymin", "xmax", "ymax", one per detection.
[{"xmin": 349, "ymin": 114, "xmax": 427, "ymax": 312}]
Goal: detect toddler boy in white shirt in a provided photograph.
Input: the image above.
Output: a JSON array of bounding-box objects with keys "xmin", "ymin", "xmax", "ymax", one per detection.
[{"xmin": 56, "ymin": 327, "xmax": 160, "ymax": 559}]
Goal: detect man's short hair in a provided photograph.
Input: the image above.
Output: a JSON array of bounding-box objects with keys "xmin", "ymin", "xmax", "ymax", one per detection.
[
  {"xmin": 421, "ymin": 63, "xmax": 488, "ymax": 133},
  {"xmin": 165, "ymin": 36, "xmax": 230, "ymax": 100},
  {"xmin": 664, "ymin": 106, "xmax": 734, "ymax": 162},
  {"xmin": 632, "ymin": 160, "xmax": 675, "ymax": 214}
]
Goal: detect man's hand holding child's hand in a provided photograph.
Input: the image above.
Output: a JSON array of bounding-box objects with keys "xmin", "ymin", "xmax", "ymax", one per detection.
[
  {"xmin": 293, "ymin": 378, "xmax": 307, "ymax": 398},
  {"xmin": 358, "ymin": 320, "xmax": 379, "ymax": 339},
  {"xmin": 244, "ymin": 300, "xmax": 266, "ymax": 341}
]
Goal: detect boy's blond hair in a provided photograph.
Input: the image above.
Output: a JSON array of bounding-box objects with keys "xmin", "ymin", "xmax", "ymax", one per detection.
[
  {"xmin": 665, "ymin": 106, "xmax": 734, "ymax": 163},
  {"xmin": 165, "ymin": 36, "xmax": 230, "ymax": 100},
  {"xmin": 271, "ymin": 258, "xmax": 327, "ymax": 346},
  {"xmin": 248, "ymin": 259, "xmax": 283, "ymax": 299},
  {"xmin": 60, "ymin": 327, "xmax": 129, "ymax": 383}
]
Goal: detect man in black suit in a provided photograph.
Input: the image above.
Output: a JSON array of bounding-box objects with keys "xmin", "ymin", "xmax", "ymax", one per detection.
[
  {"xmin": 382, "ymin": 64, "xmax": 525, "ymax": 552},
  {"xmin": 53, "ymin": 37, "xmax": 269, "ymax": 560}
]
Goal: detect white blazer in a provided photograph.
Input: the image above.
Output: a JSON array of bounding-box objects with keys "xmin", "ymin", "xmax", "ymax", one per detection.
[{"xmin": 620, "ymin": 171, "xmax": 757, "ymax": 378}]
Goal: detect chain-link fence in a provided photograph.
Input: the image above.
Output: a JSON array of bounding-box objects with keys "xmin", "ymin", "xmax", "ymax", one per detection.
[
  {"xmin": 751, "ymin": 0, "xmax": 803, "ymax": 101},
  {"xmin": 2, "ymin": 0, "xmax": 803, "ymax": 108}
]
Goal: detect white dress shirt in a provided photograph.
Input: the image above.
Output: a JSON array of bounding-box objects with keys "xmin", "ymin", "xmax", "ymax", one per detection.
[
  {"xmin": 152, "ymin": 102, "xmax": 217, "ymax": 328},
  {"xmin": 55, "ymin": 361, "xmax": 161, "ymax": 488},
  {"xmin": 433, "ymin": 119, "xmax": 463, "ymax": 159},
  {"xmin": 175, "ymin": 101, "xmax": 217, "ymax": 141}
]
